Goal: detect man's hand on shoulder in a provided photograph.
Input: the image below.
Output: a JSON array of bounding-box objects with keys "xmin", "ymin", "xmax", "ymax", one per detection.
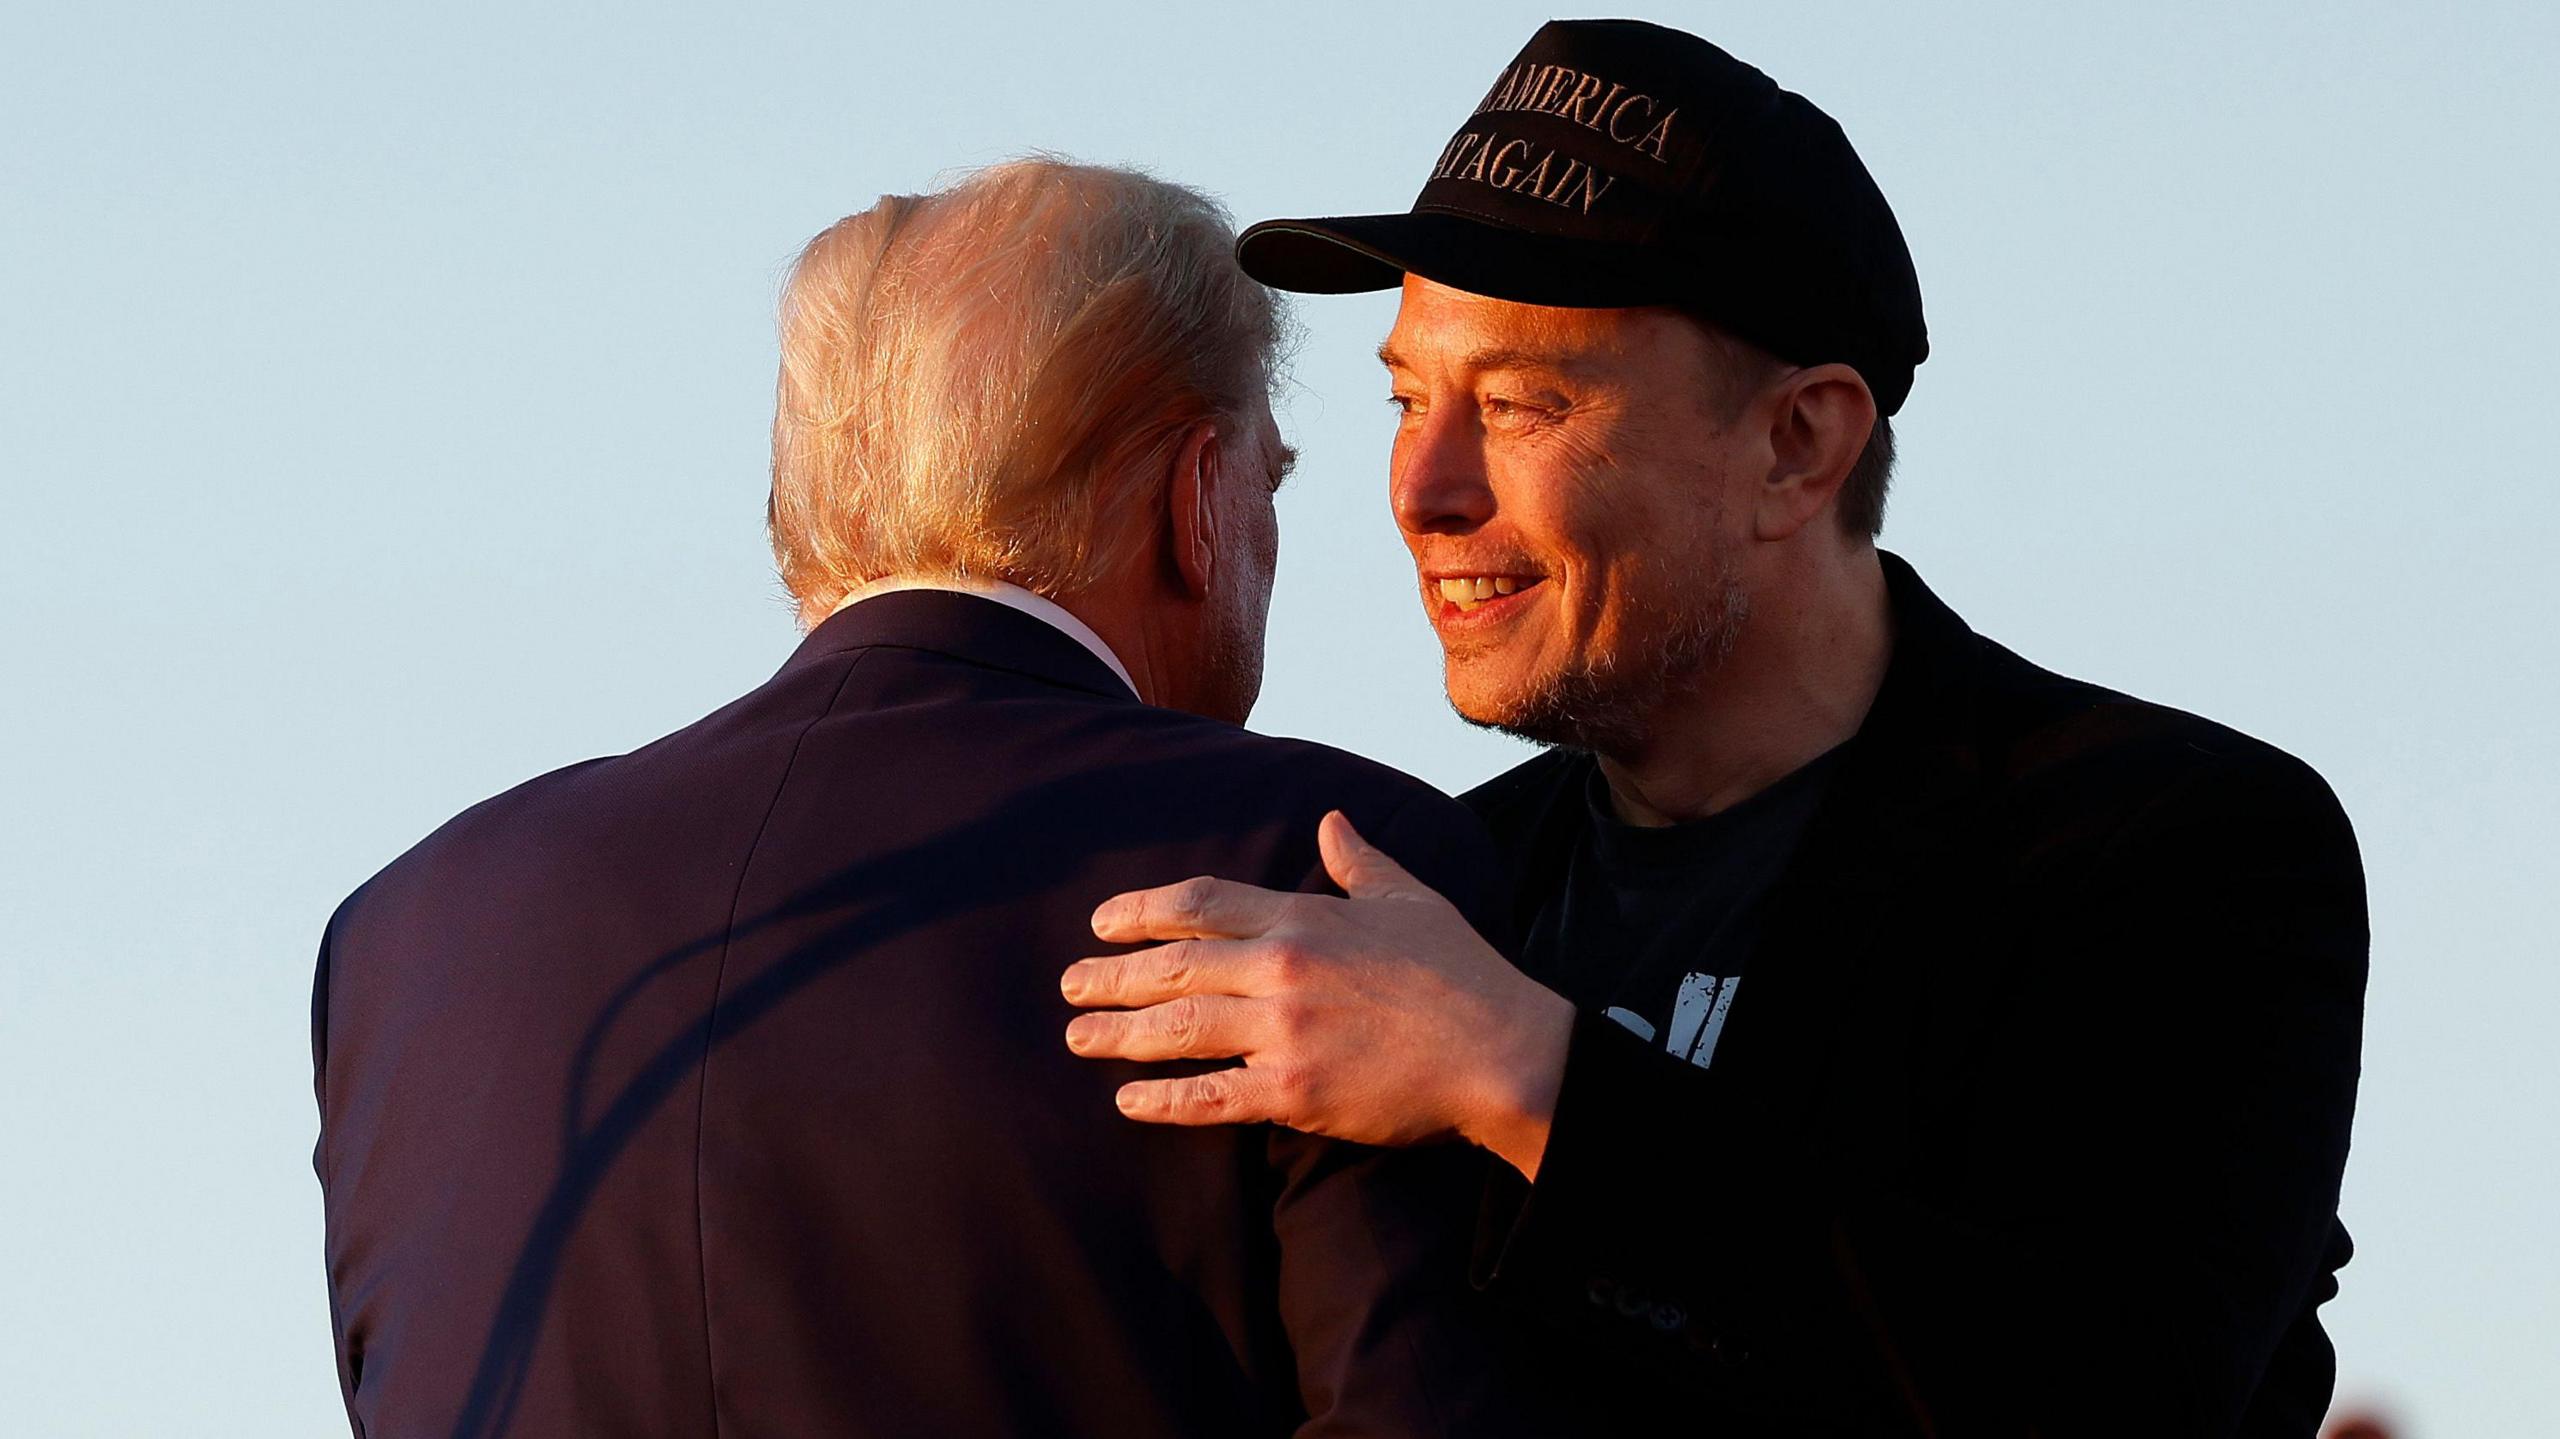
[{"xmin": 1062, "ymin": 810, "xmax": 1575, "ymax": 1178}]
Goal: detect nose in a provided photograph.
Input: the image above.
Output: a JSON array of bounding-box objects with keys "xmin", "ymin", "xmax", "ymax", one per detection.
[{"xmin": 1390, "ymin": 406, "xmax": 1495, "ymax": 537}]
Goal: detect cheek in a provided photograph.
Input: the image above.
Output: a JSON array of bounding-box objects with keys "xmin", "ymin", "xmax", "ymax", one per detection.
[
  {"xmin": 1554, "ymin": 486, "xmax": 1704, "ymax": 644},
  {"xmin": 1537, "ymin": 479, "xmax": 1640, "ymax": 599},
  {"xmin": 1241, "ymin": 502, "xmax": 1279, "ymax": 607}
]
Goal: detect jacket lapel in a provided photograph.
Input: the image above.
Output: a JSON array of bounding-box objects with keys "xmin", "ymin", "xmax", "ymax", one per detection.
[{"xmin": 1712, "ymin": 552, "xmax": 1992, "ymax": 1153}]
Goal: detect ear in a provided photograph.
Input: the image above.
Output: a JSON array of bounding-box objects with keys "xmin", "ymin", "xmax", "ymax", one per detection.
[
  {"xmin": 1166, "ymin": 418, "xmax": 1223, "ymax": 600},
  {"xmin": 1753, "ymin": 363, "xmax": 1877, "ymax": 543}
]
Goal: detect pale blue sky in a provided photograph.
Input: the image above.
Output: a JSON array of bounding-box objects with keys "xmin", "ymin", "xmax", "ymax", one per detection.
[{"xmin": 3, "ymin": 3, "xmax": 2554, "ymax": 1433}]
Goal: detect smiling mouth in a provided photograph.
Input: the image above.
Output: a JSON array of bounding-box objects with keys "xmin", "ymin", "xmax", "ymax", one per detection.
[{"xmin": 1432, "ymin": 575, "xmax": 1546, "ymax": 615}]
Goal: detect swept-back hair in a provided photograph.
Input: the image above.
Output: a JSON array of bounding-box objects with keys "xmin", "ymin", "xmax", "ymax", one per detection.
[{"xmin": 768, "ymin": 158, "xmax": 1285, "ymax": 622}]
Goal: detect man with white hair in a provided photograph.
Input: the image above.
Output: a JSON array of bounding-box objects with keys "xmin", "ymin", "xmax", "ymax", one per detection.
[{"xmin": 312, "ymin": 159, "xmax": 1540, "ymax": 1438}]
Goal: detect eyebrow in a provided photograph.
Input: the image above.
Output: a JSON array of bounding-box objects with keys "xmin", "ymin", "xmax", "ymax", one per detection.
[
  {"xmin": 1376, "ymin": 342, "xmax": 1582, "ymax": 375},
  {"xmin": 1271, "ymin": 443, "xmax": 1298, "ymax": 490}
]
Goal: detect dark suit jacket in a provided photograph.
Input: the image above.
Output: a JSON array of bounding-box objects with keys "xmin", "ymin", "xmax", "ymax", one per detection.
[
  {"xmin": 1465, "ymin": 550, "xmax": 2367, "ymax": 1436},
  {"xmin": 313, "ymin": 591, "xmax": 1523, "ymax": 1439}
]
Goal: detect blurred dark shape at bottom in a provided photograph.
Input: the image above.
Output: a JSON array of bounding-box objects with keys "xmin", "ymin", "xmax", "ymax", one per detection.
[{"xmin": 2323, "ymin": 1406, "xmax": 2403, "ymax": 1439}]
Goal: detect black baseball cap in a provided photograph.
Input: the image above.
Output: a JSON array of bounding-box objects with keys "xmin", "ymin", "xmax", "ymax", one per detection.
[{"xmin": 1237, "ymin": 19, "xmax": 1928, "ymax": 415}]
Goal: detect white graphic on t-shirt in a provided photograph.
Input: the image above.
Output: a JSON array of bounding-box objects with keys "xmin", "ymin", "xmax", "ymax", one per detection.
[
  {"xmin": 1602, "ymin": 1007, "xmax": 1656, "ymax": 1042},
  {"xmin": 1603, "ymin": 972, "xmax": 1740, "ymax": 1070}
]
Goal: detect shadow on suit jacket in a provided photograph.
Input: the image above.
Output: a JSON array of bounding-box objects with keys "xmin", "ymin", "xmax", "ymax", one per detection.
[{"xmin": 313, "ymin": 590, "xmax": 1545, "ymax": 1439}]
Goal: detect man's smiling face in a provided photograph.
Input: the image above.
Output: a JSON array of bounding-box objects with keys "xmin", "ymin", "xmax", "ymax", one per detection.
[{"xmin": 1381, "ymin": 275, "xmax": 1766, "ymax": 753}]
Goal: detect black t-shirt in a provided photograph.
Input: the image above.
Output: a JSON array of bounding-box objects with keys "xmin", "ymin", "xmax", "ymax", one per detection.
[{"xmin": 1517, "ymin": 743, "xmax": 1846, "ymax": 1073}]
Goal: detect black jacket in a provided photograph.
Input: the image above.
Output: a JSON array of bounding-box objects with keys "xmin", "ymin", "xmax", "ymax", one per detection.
[
  {"xmin": 1465, "ymin": 551, "xmax": 2367, "ymax": 1436},
  {"xmin": 313, "ymin": 591, "xmax": 1530, "ymax": 1438}
]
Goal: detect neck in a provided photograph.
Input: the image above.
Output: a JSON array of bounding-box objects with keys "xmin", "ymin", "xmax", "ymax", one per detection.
[
  {"xmin": 1091, "ymin": 607, "xmax": 1176, "ymax": 709},
  {"xmin": 1047, "ymin": 573, "xmax": 1193, "ymax": 714},
  {"xmin": 1595, "ymin": 544, "xmax": 1893, "ymax": 826}
]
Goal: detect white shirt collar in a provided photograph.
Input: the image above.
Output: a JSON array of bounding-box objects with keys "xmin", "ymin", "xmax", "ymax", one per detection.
[{"xmin": 827, "ymin": 575, "xmax": 1140, "ymax": 699}]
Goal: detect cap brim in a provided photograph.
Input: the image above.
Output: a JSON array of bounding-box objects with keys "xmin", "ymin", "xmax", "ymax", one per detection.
[{"xmin": 1237, "ymin": 211, "xmax": 1684, "ymax": 309}]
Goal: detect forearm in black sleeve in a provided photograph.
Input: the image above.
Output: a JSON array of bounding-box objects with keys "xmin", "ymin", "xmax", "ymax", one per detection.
[{"xmin": 1472, "ymin": 753, "xmax": 2369, "ymax": 1435}]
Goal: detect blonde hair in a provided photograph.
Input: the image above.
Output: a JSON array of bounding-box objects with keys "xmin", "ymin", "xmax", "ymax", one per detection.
[{"xmin": 768, "ymin": 158, "xmax": 1286, "ymax": 622}]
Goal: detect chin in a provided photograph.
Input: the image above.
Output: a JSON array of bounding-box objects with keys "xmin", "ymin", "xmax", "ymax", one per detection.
[
  {"xmin": 1443, "ymin": 650, "xmax": 1662, "ymax": 755},
  {"xmin": 1440, "ymin": 658, "xmax": 1516, "ymax": 727},
  {"xmin": 1444, "ymin": 663, "xmax": 1568, "ymax": 748}
]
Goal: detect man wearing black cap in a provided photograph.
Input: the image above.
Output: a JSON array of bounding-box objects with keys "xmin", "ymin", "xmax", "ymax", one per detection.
[{"xmin": 1063, "ymin": 18, "xmax": 2367, "ymax": 1436}]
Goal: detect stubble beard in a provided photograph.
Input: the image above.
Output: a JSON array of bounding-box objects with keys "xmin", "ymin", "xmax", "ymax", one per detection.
[{"xmin": 1451, "ymin": 549, "xmax": 1751, "ymax": 760}]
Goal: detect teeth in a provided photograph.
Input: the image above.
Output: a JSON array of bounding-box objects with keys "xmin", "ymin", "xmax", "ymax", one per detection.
[{"xmin": 1435, "ymin": 576, "xmax": 1533, "ymax": 611}]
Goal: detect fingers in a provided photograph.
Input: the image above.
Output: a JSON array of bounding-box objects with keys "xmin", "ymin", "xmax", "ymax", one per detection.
[
  {"xmin": 1112, "ymin": 1067, "xmax": 1280, "ymax": 1127},
  {"xmin": 1317, "ymin": 810, "xmax": 1428, "ymax": 902},
  {"xmin": 1060, "ymin": 938, "xmax": 1253, "ymax": 1009},
  {"xmin": 1065, "ymin": 994, "xmax": 1259, "ymax": 1063},
  {"xmin": 1092, "ymin": 875, "xmax": 1296, "ymax": 943}
]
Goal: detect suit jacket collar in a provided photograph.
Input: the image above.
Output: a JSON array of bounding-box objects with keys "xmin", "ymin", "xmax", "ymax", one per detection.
[
  {"xmin": 1725, "ymin": 551, "xmax": 1999, "ymax": 1145},
  {"xmin": 1823, "ymin": 548, "xmax": 1989, "ymax": 835},
  {"xmin": 1754, "ymin": 547, "xmax": 1995, "ymax": 952},
  {"xmin": 776, "ymin": 588, "xmax": 1141, "ymax": 704}
]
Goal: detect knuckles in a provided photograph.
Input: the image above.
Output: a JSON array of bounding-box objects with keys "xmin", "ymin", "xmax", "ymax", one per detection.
[
  {"xmin": 1151, "ymin": 940, "xmax": 1195, "ymax": 992},
  {"xmin": 1183, "ymin": 1069, "xmax": 1240, "ymax": 1118},
  {"xmin": 1165, "ymin": 877, "xmax": 1221, "ymax": 927},
  {"xmin": 1260, "ymin": 936, "xmax": 1313, "ymax": 990},
  {"xmin": 1265, "ymin": 1062, "xmax": 1313, "ymax": 1115},
  {"xmin": 1157, "ymin": 995, "xmax": 1206, "ymax": 1049},
  {"xmin": 1268, "ymin": 994, "xmax": 1315, "ymax": 1050}
]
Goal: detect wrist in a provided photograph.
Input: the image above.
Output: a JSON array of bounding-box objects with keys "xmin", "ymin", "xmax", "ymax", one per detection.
[{"xmin": 1462, "ymin": 982, "xmax": 1574, "ymax": 1180}]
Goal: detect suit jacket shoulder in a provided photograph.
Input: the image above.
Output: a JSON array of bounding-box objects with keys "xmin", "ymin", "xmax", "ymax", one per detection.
[
  {"xmin": 313, "ymin": 592, "xmax": 1524, "ymax": 1439},
  {"xmin": 1952, "ymin": 623, "xmax": 2360, "ymax": 897}
]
